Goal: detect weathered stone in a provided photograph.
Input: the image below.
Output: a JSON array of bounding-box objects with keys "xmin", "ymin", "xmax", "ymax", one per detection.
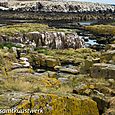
[
  {"xmin": 101, "ymin": 50, "xmax": 115, "ymax": 64},
  {"xmin": 20, "ymin": 57, "xmax": 30, "ymax": 68},
  {"xmin": 29, "ymin": 53, "xmax": 61, "ymax": 69},
  {"xmin": 27, "ymin": 32, "xmax": 85, "ymax": 49},
  {"xmin": 36, "ymin": 69, "xmax": 46, "ymax": 73},
  {"xmin": 104, "ymin": 109, "xmax": 115, "ymax": 115},
  {"xmin": 92, "ymin": 96, "xmax": 108, "ymax": 115},
  {"xmin": 0, "ymin": 1, "xmax": 8, "ymax": 8},
  {"xmin": 80, "ymin": 58, "xmax": 94, "ymax": 73},
  {"xmin": 109, "ymin": 97, "xmax": 115, "ymax": 109},
  {"xmin": 40, "ymin": 77, "xmax": 61, "ymax": 87},
  {"xmin": 58, "ymin": 77, "xmax": 69, "ymax": 83},
  {"xmin": 11, "ymin": 63, "xmax": 23, "ymax": 70},
  {"xmin": 54, "ymin": 66, "xmax": 62, "ymax": 70},
  {"xmin": 46, "ymin": 58, "xmax": 60, "ymax": 68},
  {"xmin": 95, "ymin": 86, "xmax": 115, "ymax": 96},
  {"xmin": 104, "ymin": 97, "xmax": 115, "ymax": 115},
  {"xmin": 105, "ymin": 44, "xmax": 115, "ymax": 50},
  {"xmin": 91, "ymin": 63, "xmax": 115, "ymax": 79},
  {"xmin": 108, "ymin": 79, "xmax": 115, "ymax": 85},
  {"xmin": 0, "ymin": 92, "xmax": 29, "ymax": 109},
  {"xmin": 59, "ymin": 68, "xmax": 79, "ymax": 75},
  {"xmin": 73, "ymin": 84, "xmax": 90, "ymax": 95},
  {"xmin": 15, "ymin": 93, "xmax": 99, "ymax": 115},
  {"xmin": 47, "ymin": 71, "xmax": 57, "ymax": 78}
]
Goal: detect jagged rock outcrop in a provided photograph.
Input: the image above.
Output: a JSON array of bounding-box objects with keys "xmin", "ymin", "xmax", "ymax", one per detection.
[
  {"xmin": 26, "ymin": 32, "xmax": 85, "ymax": 49},
  {"xmin": 0, "ymin": 31, "xmax": 85, "ymax": 49}
]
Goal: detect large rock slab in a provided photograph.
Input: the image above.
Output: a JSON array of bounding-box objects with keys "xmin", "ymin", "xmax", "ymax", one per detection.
[
  {"xmin": 91, "ymin": 63, "xmax": 115, "ymax": 79},
  {"xmin": 0, "ymin": 92, "xmax": 29, "ymax": 109},
  {"xmin": 105, "ymin": 44, "xmax": 115, "ymax": 50},
  {"xmin": 15, "ymin": 93, "xmax": 99, "ymax": 115},
  {"xmin": 29, "ymin": 53, "xmax": 61, "ymax": 69},
  {"xmin": 101, "ymin": 50, "xmax": 115, "ymax": 64}
]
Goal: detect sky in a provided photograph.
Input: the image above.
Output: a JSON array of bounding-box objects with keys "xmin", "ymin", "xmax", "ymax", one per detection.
[{"xmin": 66, "ymin": 0, "xmax": 115, "ymax": 4}]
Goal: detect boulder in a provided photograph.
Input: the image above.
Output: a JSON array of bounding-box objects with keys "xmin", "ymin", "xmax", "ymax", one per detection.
[
  {"xmin": 104, "ymin": 97, "xmax": 115, "ymax": 115},
  {"xmin": 92, "ymin": 96, "xmax": 108, "ymax": 115},
  {"xmin": 29, "ymin": 53, "xmax": 61, "ymax": 69},
  {"xmin": 47, "ymin": 71, "xmax": 57, "ymax": 78},
  {"xmin": 105, "ymin": 44, "xmax": 115, "ymax": 50},
  {"xmin": 15, "ymin": 93, "xmax": 99, "ymax": 115},
  {"xmin": 73, "ymin": 84, "xmax": 95, "ymax": 96},
  {"xmin": 73, "ymin": 83, "xmax": 110, "ymax": 115},
  {"xmin": 46, "ymin": 58, "xmax": 60, "ymax": 68},
  {"xmin": 40, "ymin": 77, "xmax": 61, "ymax": 87},
  {"xmin": 101, "ymin": 50, "xmax": 115, "ymax": 64},
  {"xmin": 80, "ymin": 58, "xmax": 94, "ymax": 73},
  {"xmin": 0, "ymin": 92, "xmax": 29, "ymax": 109},
  {"xmin": 91, "ymin": 63, "xmax": 115, "ymax": 79},
  {"xmin": 54, "ymin": 65, "xmax": 79, "ymax": 75}
]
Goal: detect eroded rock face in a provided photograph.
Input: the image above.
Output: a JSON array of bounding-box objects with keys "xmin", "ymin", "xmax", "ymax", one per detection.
[
  {"xmin": 0, "ymin": 34, "xmax": 23, "ymax": 44},
  {"xmin": 27, "ymin": 32, "xmax": 85, "ymax": 49},
  {"xmin": 3, "ymin": 1, "xmax": 115, "ymax": 13},
  {"xmin": 0, "ymin": 31, "xmax": 85, "ymax": 49}
]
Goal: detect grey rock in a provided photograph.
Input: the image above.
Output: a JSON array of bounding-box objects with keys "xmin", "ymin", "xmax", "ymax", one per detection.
[
  {"xmin": 27, "ymin": 32, "xmax": 85, "ymax": 49},
  {"xmin": 91, "ymin": 63, "xmax": 115, "ymax": 79}
]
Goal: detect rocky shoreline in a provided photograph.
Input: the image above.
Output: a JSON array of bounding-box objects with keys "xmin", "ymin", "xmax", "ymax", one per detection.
[
  {"xmin": 0, "ymin": 1, "xmax": 115, "ymax": 23},
  {"xmin": 0, "ymin": 1, "xmax": 115, "ymax": 115},
  {"xmin": 1, "ymin": 1, "xmax": 115, "ymax": 13}
]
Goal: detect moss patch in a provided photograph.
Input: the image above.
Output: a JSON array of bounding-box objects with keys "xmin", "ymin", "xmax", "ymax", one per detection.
[
  {"xmin": 0, "ymin": 23, "xmax": 65, "ymax": 37},
  {"xmin": 85, "ymin": 25, "xmax": 115, "ymax": 35}
]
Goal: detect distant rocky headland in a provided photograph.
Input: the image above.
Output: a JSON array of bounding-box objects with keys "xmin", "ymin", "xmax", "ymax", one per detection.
[
  {"xmin": 0, "ymin": 1, "xmax": 115, "ymax": 13},
  {"xmin": 0, "ymin": 1, "xmax": 115, "ymax": 23}
]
